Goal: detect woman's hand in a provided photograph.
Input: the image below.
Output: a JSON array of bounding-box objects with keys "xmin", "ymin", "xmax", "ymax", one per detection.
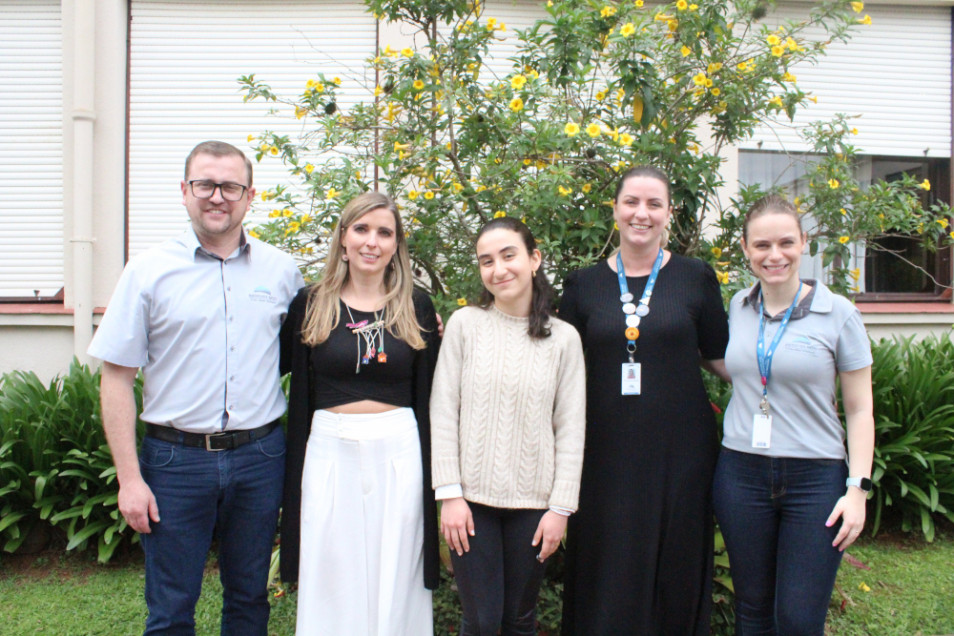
[
  {"xmin": 440, "ymin": 497, "xmax": 474, "ymax": 556},
  {"xmin": 532, "ymin": 511, "xmax": 568, "ymax": 562},
  {"xmin": 827, "ymin": 487, "xmax": 867, "ymax": 551}
]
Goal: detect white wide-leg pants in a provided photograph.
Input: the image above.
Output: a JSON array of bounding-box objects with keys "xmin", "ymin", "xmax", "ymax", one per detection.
[{"xmin": 296, "ymin": 408, "xmax": 433, "ymax": 636}]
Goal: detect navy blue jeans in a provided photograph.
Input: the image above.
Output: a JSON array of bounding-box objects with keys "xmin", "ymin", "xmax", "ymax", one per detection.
[
  {"xmin": 449, "ymin": 503, "xmax": 548, "ymax": 636},
  {"xmin": 138, "ymin": 426, "xmax": 285, "ymax": 636},
  {"xmin": 713, "ymin": 448, "xmax": 847, "ymax": 636}
]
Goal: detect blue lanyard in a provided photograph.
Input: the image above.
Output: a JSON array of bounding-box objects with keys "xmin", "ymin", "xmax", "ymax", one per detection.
[
  {"xmin": 616, "ymin": 249, "xmax": 664, "ymax": 362},
  {"xmin": 756, "ymin": 282, "xmax": 802, "ymax": 403}
]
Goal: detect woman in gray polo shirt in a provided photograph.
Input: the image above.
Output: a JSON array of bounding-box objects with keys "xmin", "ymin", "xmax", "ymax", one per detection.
[{"xmin": 713, "ymin": 194, "xmax": 875, "ymax": 635}]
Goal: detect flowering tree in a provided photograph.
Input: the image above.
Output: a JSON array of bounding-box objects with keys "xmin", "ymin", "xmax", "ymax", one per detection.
[{"xmin": 240, "ymin": 0, "xmax": 950, "ymax": 312}]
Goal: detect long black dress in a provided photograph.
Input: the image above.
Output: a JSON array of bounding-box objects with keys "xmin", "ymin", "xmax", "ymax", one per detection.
[{"xmin": 559, "ymin": 255, "xmax": 729, "ymax": 635}]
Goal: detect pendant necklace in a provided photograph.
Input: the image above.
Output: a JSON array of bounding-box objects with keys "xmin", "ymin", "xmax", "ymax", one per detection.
[{"xmin": 344, "ymin": 303, "xmax": 387, "ymax": 373}]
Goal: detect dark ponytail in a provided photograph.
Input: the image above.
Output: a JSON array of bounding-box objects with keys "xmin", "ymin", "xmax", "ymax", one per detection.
[{"xmin": 475, "ymin": 217, "xmax": 555, "ymax": 339}]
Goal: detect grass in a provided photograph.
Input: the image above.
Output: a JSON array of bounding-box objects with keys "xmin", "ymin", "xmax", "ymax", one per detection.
[{"xmin": 1, "ymin": 528, "xmax": 952, "ymax": 635}]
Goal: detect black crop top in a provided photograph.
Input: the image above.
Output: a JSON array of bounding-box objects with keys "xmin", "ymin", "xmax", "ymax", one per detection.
[{"xmin": 309, "ymin": 302, "xmax": 416, "ymax": 409}]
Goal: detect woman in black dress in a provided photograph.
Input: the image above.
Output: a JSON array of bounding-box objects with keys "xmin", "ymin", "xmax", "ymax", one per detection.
[{"xmin": 560, "ymin": 166, "xmax": 729, "ymax": 634}]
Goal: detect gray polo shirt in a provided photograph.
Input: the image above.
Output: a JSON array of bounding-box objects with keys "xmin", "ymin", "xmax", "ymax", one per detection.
[{"xmin": 722, "ymin": 280, "xmax": 872, "ymax": 460}]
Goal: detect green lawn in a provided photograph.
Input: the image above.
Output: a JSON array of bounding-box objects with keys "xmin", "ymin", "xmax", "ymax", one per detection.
[{"xmin": 1, "ymin": 529, "xmax": 951, "ymax": 635}]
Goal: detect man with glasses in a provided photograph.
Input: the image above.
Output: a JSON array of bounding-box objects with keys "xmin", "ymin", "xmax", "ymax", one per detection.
[{"xmin": 89, "ymin": 140, "xmax": 304, "ymax": 635}]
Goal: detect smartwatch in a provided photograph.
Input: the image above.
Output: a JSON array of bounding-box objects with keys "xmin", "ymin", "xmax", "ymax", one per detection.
[{"xmin": 845, "ymin": 476, "xmax": 872, "ymax": 492}]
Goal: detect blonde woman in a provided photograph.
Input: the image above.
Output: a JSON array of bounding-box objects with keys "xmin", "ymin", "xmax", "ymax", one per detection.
[{"xmin": 279, "ymin": 192, "xmax": 440, "ymax": 634}]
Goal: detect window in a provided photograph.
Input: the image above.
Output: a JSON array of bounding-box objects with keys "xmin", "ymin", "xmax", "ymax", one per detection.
[{"xmin": 739, "ymin": 150, "xmax": 951, "ymax": 300}]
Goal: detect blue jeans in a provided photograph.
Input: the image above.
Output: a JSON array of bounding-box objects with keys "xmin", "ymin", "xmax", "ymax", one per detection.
[
  {"xmin": 138, "ymin": 425, "xmax": 285, "ymax": 636},
  {"xmin": 449, "ymin": 503, "xmax": 548, "ymax": 636},
  {"xmin": 713, "ymin": 448, "xmax": 846, "ymax": 636}
]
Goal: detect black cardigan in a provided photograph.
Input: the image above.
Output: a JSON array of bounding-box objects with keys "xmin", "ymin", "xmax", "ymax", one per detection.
[{"xmin": 278, "ymin": 286, "xmax": 441, "ymax": 589}]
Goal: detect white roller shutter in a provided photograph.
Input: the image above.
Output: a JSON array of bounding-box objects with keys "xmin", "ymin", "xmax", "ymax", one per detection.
[
  {"xmin": 128, "ymin": 0, "xmax": 377, "ymax": 256},
  {"xmin": 745, "ymin": 3, "xmax": 951, "ymax": 157},
  {"xmin": 0, "ymin": 0, "xmax": 62, "ymax": 297}
]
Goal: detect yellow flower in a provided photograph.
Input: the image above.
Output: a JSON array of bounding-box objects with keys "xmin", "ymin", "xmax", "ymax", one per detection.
[
  {"xmin": 582, "ymin": 183, "xmax": 592, "ymax": 193},
  {"xmin": 692, "ymin": 72, "xmax": 707, "ymax": 86},
  {"xmin": 261, "ymin": 190, "xmax": 273, "ymax": 201},
  {"xmin": 247, "ymin": 134, "xmax": 255, "ymax": 142},
  {"xmin": 558, "ymin": 186, "xmax": 573, "ymax": 197},
  {"xmin": 840, "ymin": 207, "xmax": 847, "ymax": 215},
  {"xmin": 408, "ymin": 190, "xmax": 419, "ymax": 200},
  {"xmin": 374, "ymin": 85, "xmax": 383, "ymax": 96},
  {"xmin": 858, "ymin": 582, "xmax": 871, "ymax": 592},
  {"xmin": 668, "ymin": 19, "xmax": 678, "ymax": 31},
  {"xmin": 452, "ymin": 182, "xmax": 464, "ymax": 193},
  {"xmin": 287, "ymin": 221, "xmax": 300, "ymax": 232},
  {"xmin": 326, "ymin": 188, "xmax": 339, "ymax": 199},
  {"xmin": 690, "ymin": 2, "xmax": 698, "ymax": 9},
  {"xmin": 621, "ymin": 22, "xmax": 636, "ymax": 37},
  {"xmin": 786, "ymin": 36, "xmax": 799, "ymax": 51},
  {"xmin": 306, "ymin": 79, "xmax": 318, "ymax": 90},
  {"xmin": 828, "ymin": 178, "xmax": 840, "ymax": 189},
  {"xmin": 850, "ymin": 268, "xmax": 860, "ymax": 281},
  {"xmin": 681, "ymin": 45, "xmax": 691, "ymax": 57},
  {"xmin": 283, "ymin": 209, "xmax": 294, "ymax": 218},
  {"xmin": 402, "ymin": 47, "xmax": 414, "ymax": 58},
  {"xmin": 859, "ymin": 14, "xmax": 871, "ymax": 25},
  {"xmin": 782, "ymin": 72, "xmax": 796, "ymax": 83},
  {"xmin": 268, "ymin": 209, "xmax": 280, "ymax": 218},
  {"xmin": 332, "ymin": 77, "xmax": 342, "ymax": 86},
  {"xmin": 619, "ymin": 133, "xmax": 635, "ymax": 146},
  {"xmin": 564, "ymin": 122, "xmax": 580, "ymax": 136},
  {"xmin": 424, "ymin": 191, "xmax": 434, "ymax": 200},
  {"xmin": 771, "ymin": 45, "xmax": 784, "ymax": 57},
  {"xmin": 766, "ymin": 34, "xmax": 780, "ymax": 46},
  {"xmin": 851, "ymin": 127, "xmax": 858, "ymax": 135},
  {"xmin": 487, "ymin": 17, "xmax": 497, "ymax": 29},
  {"xmin": 413, "ymin": 80, "xmax": 425, "ymax": 91},
  {"xmin": 600, "ymin": 6, "xmax": 617, "ymax": 18},
  {"xmin": 528, "ymin": 69, "xmax": 539, "ymax": 80},
  {"xmin": 705, "ymin": 78, "xmax": 713, "ymax": 88},
  {"xmin": 676, "ymin": 0, "xmax": 688, "ymax": 11},
  {"xmin": 509, "ymin": 97, "xmax": 524, "ymax": 112},
  {"xmin": 769, "ymin": 96, "xmax": 784, "ymax": 107},
  {"xmin": 304, "ymin": 163, "xmax": 315, "ymax": 174},
  {"xmin": 586, "ymin": 123, "xmax": 601, "ymax": 138},
  {"xmin": 920, "ymin": 179, "xmax": 931, "ymax": 191},
  {"xmin": 711, "ymin": 247, "xmax": 723, "ymax": 258},
  {"xmin": 301, "ymin": 214, "xmax": 312, "ymax": 224},
  {"xmin": 248, "ymin": 230, "xmax": 260, "ymax": 239},
  {"xmin": 511, "ymin": 74, "xmax": 527, "ymax": 90},
  {"xmin": 707, "ymin": 62, "xmax": 723, "ymax": 74},
  {"xmin": 635, "ymin": 0, "xmax": 644, "ymax": 6},
  {"xmin": 851, "ymin": 1, "xmax": 864, "ymax": 12},
  {"xmin": 716, "ymin": 271, "xmax": 729, "ymax": 285},
  {"xmin": 838, "ymin": 235, "xmax": 850, "ymax": 244},
  {"xmin": 270, "ymin": 146, "xmax": 279, "ymax": 155},
  {"xmin": 711, "ymin": 87, "xmax": 721, "ymax": 96},
  {"xmin": 737, "ymin": 61, "xmax": 749, "ymax": 72},
  {"xmin": 494, "ymin": 210, "xmax": 507, "ymax": 218},
  {"xmin": 295, "ymin": 106, "xmax": 308, "ymax": 119},
  {"xmin": 949, "ymin": 231, "xmax": 954, "ymax": 241},
  {"xmin": 937, "ymin": 218, "xmax": 949, "ymax": 229},
  {"xmin": 595, "ymin": 89, "xmax": 607, "ymax": 101},
  {"xmin": 457, "ymin": 297, "xmax": 468, "ymax": 306}
]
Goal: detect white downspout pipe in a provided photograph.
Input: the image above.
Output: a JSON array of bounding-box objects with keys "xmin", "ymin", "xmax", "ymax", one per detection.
[{"xmin": 71, "ymin": 0, "xmax": 96, "ymax": 363}]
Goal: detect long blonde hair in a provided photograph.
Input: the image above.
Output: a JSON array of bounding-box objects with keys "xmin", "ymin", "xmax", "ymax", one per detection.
[{"xmin": 301, "ymin": 192, "xmax": 425, "ymax": 349}]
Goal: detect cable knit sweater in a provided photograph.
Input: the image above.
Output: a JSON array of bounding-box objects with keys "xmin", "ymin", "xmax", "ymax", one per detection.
[{"xmin": 430, "ymin": 305, "xmax": 586, "ymax": 511}]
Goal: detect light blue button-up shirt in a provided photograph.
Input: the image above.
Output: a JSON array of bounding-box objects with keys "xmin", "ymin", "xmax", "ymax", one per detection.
[{"xmin": 89, "ymin": 229, "xmax": 304, "ymax": 434}]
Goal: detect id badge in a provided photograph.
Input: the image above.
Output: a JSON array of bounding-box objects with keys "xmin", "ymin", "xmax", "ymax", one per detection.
[
  {"xmin": 621, "ymin": 362, "xmax": 641, "ymax": 395},
  {"xmin": 752, "ymin": 413, "xmax": 772, "ymax": 449}
]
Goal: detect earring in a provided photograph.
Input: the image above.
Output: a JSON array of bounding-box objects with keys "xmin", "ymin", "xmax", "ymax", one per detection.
[
  {"xmin": 342, "ymin": 254, "xmax": 349, "ymax": 262},
  {"xmin": 532, "ymin": 270, "xmax": 537, "ymax": 278}
]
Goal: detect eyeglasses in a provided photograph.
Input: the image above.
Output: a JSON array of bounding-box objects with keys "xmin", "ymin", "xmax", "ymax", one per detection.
[{"xmin": 188, "ymin": 180, "xmax": 249, "ymax": 202}]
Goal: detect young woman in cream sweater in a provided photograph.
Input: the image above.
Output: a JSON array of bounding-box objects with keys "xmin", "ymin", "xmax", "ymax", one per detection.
[{"xmin": 430, "ymin": 217, "xmax": 585, "ymax": 635}]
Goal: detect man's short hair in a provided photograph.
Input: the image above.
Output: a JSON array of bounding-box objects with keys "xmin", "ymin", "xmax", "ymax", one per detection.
[{"xmin": 184, "ymin": 140, "xmax": 254, "ymax": 185}]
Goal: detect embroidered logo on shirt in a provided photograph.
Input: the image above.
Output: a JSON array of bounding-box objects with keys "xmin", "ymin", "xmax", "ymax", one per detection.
[
  {"xmin": 784, "ymin": 336, "xmax": 821, "ymax": 356},
  {"xmin": 248, "ymin": 286, "xmax": 278, "ymax": 303}
]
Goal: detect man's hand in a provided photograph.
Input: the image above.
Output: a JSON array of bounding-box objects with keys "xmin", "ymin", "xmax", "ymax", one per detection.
[{"xmin": 119, "ymin": 477, "xmax": 160, "ymax": 533}]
